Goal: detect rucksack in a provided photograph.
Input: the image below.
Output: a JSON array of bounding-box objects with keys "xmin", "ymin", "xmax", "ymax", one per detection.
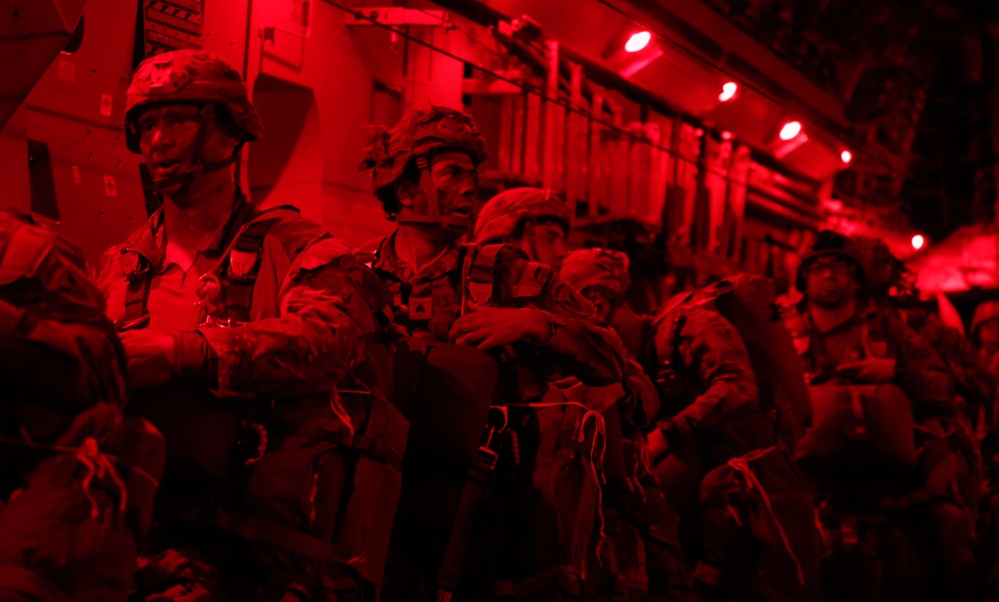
[{"xmin": 655, "ymin": 274, "xmax": 813, "ymax": 444}]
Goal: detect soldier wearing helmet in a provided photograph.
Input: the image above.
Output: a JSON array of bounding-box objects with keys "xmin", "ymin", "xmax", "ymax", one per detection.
[
  {"xmin": 474, "ymin": 186, "xmax": 572, "ymax": 271},
  {"xmin": 561, "ymin": 248, "xmax": 696, "ymax": 602},
  {"xmin": 96, "ymin": 50, "xmax": 397, "ymax": 600},
  {"xmin": 361, "ymin": 110, "xmax": 630, "ymax": 601},
  {"xmin": 785, "ymin": 230, "xmax": 951, "ymax": 416}
]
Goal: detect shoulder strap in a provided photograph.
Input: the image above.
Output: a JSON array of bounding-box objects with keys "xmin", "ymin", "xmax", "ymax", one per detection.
[
  {"xmin": 222, "ymin": 215, "xmax": 284, "ymax": 325},
  {"xmin": 463, "ymin": 243, "xmax": 505, "ymax": 307},
  {"xmin": 117, "ymin": 250, "xmax": 152, "ymax": 331}
]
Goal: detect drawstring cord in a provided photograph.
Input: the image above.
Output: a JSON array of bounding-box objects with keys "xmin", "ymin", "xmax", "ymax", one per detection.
[
  {"xmin": 511, "ymin": 400, "xmax": 609, "ymax": 563},
  {"xmin": 0, "ymin": 434, "xmax": 158, "ymax": 520},
  {"xmin": 725, "ymin": 446, "xmax": 806, "ymax": 587}
]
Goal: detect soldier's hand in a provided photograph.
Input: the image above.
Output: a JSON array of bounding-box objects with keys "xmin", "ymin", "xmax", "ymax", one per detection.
[
  {"xmin": 450, "ymin": 307, "xmax": 551, "ymax": 350},
  {"xmin": 646, "ymin": 426, "xmax": 670, "ymax": 459},
  {"xmin": 120, "ymin": 329, "xmax": 175, "ymax": 389},
  {"xmin": 836, "ymin": 358, "xmax": 896, "ymax": 383}
]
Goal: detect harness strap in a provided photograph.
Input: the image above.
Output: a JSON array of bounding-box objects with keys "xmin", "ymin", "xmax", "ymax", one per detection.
[
  {"xmin": 464, "ymin": 244, "xmax": 504, "ymax": 306},
  {"xmin": 222, "ymin": 216, "xmax": 281, "ymax": 324},
  {"xmin": 118, "ymin": 250, "xmax": 152, "ymax": 331}
]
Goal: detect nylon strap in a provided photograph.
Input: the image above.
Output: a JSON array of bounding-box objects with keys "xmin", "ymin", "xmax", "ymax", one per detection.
[
  {"xmin": 222, "ymin": 216, "xmax": 281, "ymax": 324},
  {"xmin": 118, "ymin": 250, "xmax": 152, "ymax": 331},
  {"xmin": 464, "ymin": 244, "xmax": 504, "ymax": 306}
]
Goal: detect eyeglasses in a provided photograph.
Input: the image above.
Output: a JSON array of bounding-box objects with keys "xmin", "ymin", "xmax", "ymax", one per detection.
[{"xmin": 806, "ymin": 259, "xmax": 854, "ymax": 277}]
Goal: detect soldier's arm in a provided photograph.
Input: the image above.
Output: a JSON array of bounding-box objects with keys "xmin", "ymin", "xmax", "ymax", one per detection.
[
  {"xmin": 496, "ymin": 247, "xmax": 627, "ymax": 386},
  {"xmin": 175, "ymin": 235, "xmax": 364, "ymax": 399},
  {"xmin": 893, "ymin": 317, "xmax": 955, "ymax": 410},
  {"xmin": 621, "ymin": 354, "xmax": 660, "ymax": 430},
  {"xmin": 659, "ymin": 308, "xmax": 759, "ymax": 440}
]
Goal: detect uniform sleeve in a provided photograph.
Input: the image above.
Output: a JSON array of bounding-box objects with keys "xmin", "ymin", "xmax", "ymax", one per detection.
[
  {"xmin": 892, "ymin": 316, "xmax": 955, "ymax": 413},
  {"xmin": 185, "ymin": 235, "xmax": 365, "ymax": 399},
  {"xmin": 494, "ymin": 247, "xmax": 627, "ymax": 386},
  {"xmin": 621, "ymin": 354, "xmax": 660, "ymax": 430},
  {"xmin": 657, "ymin": 308, "xmax": 759, "ymax": 440}
]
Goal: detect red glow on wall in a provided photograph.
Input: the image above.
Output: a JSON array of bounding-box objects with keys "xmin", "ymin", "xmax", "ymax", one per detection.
[
  {"xmin": 719, "ymin": 81, "xmax": 738, "ymax": 102},
  {"xmin": 779, "ymin": 120, "xmax": 802, "ymax": 140},
  {"xmin": 840, "ymin": 149, "xmax": 852, "ymax": 164},
  {"xmin": 912, "ymin": 234, "xmax": 925, "ymax": 250},
  {"xmin": 625, "ymin": 31, "xmax": 652, "ymax": 53}
]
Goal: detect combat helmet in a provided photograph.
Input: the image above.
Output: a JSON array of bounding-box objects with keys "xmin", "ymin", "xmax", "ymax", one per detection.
[
  {"xmin": 474, "ymin": 187, "xmax": 571, "ymax": 244},
  {"xmin": 360, "ymin": 106, "xmax": 486, "ymax": 228}
]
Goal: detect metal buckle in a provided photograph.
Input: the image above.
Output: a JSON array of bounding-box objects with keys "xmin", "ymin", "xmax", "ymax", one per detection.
[{"xmin": 228, "ymin": 248, "xmax": 260, "ymax": 283}]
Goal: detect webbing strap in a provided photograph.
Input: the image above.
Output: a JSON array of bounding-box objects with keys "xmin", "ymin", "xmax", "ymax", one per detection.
[
  {"xmin": 436, "ymin": 445, "xmax": 499, "ymax": 600},
  {"xmin": 222, "ymin": 216, "xmax": 280, "ymax": 324},
  {"xmin": 464, "ymin": 244, "xmax": 504, "ymax": 306},
  {"xmin": 118, "ymin": 250, "xmax": 152, "ymax": 331}
]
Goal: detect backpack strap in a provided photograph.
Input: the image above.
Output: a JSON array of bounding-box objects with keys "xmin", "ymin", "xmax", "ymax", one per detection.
[
  {"xmin": 217, "ymin": 205, "xmax": 301, "ymax": 325},
  {"xmin": 463, "ymin": 243, "xmax": 505, "ymax": 307},
  {"xmin": 117, "ymin": 249, "xmax": 152, "ymax": 332}
]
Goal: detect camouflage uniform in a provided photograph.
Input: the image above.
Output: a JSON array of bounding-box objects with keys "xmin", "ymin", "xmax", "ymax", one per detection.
[
  {"xmin": 96, "ymin": 50, "xmax": 396, "ymax": 601},
  {"xmin": 0, "ymin": 207, "xmax": 165, "ymax": 601},
  {"xmin": 562, "ymin": 248, "xmax": 694, "ymax": 602},
  {"xmin": 361, "ymin": 111, "xmax": 630, "ymax": 601},
  {"xmin": 787, "ymin": 231, "xmax": 974, "ymax": 601}
]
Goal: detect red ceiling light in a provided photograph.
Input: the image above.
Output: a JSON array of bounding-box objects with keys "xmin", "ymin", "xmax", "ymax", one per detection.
[
  {"xmin": 719, "ymin": 81, "xmax": 738, "ymax": 102},
  {"xmin": 779, "ymin": 120, "xmax": 802, "ymax": 141},
  {"xmin": 625, "ymin": 31, "xmax": 652, "ymax": 53},
  {"xmin": 840, "ymin": 149, "xmax": 853, "ymax": 164},
  {"xmin": 721, "ymin": 130, "xmax": 733, "ymax": 140},
  {"xmin": 912, "ymin": 234, "xmax": 926, "ymax": 250}
]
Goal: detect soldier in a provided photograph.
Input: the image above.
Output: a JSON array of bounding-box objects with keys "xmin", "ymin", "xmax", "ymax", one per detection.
[
  {"xmin": 646, "ymin": 270, "xmax": 820, "ymax": 601},
  {"xmin": 561, "ymin": 248, "xmax": 694, "ymax": 602},
  {"xmin": 786, "ymin": 230, "xmax": 973, "ymax": 600},
  {"xmin": 0, "ymin": 207, "xmax": 165, "ymax": 601},
  {"xmin": 95, "ymin": 50, "xmax": 402, "ymax": 601},
  {"xmin": 359, "ymin": 111, "xmax": 629, "ymax": 601}
]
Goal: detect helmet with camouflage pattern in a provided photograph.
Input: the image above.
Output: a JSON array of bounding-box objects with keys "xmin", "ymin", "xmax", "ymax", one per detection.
[
  {"xmin": 795, "ymin": 229, "xmax": 865, "ymax": 292},
  {"xmin": 124, "ymin": 50, "xmax": 262, "ymax": 153},
  {"xmin": 360, "ymin": 106, "xmax": 485, "ymax": 227},
  {"xmin": 561, "ymin": 248, "xmax": 631, "ymax": 298},
  {"xmin": 474, "ymin": 187, "xmax": 571, "ymax": 244}
]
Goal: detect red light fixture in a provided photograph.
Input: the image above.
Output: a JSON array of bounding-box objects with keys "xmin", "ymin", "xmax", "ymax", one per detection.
[
  {"xmin": 719, "ymin": 82, "xmax": 738, "ymax": 102},
  {"xmin": 721, "ymin": 130, "xmax": 733, "ymax": 140},
  {"xmin": 912, "ymin": 234, "xmax": 925, "ymax": 250},
  {"xmin": 779, "ymin": 120, "xmax": 802, "ymax": 141},
  {"xmin": 625, "ymin": 31, "xmax": 652, "ymax": 53},
  {"xmin": 840, "ymin": 150, "xmax": 853, "ymax": 164}
]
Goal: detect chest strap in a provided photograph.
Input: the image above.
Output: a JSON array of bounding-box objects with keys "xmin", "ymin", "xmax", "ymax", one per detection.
[
  {"xmin": 463, "ymin": 243, "xmax": 504, "ymax": 307},
  {"xmin": 221, "ymin": 216, "xmax": 282, "ymax": 325},
  {"xmin": 117, "ymin": 250, "xmax": 152, "ymax": 331}
]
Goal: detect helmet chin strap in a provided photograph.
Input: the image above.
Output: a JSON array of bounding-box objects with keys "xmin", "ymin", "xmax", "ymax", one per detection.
[
  {"xmin": 523, "ymin": 221, "xmax": 541, "ymax": 262},
  {"xmin": 394, "ymin": 155, "xmax": 471, "ymax": 229},
  {"xmin": 149, "ymin": 104, "xmax": 240, "ymax": 199}
]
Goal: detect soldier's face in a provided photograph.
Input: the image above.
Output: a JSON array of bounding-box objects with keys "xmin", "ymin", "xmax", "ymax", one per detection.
[
  {"xmin": 583, "ymin": 289, "xmax": 614, "ymax": 321},
  {"xmin": 521, "ymin": 221, "xmax": 568, "ymax": 271},
  {"xmin": 137, "ymin": 104, "xmax": 238, "ymax": 201},
  {"xmin": 805, "ymin": 256, "xmax": 857, "ymax": 307},
  {"xmin": 427, "ymin": 152, "xmax": 478, "ymax": 219}
]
